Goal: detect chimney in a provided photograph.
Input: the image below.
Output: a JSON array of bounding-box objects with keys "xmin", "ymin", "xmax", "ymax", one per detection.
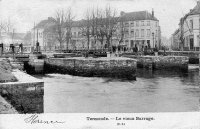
[{"xmin": 152, "ymin": 8, "xmax": 154, "ymax": 18}]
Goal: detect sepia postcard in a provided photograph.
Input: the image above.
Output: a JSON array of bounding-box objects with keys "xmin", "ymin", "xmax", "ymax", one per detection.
[{"xmin": 0, "ymin": 0, "xmax": 200, "ymax": 128}]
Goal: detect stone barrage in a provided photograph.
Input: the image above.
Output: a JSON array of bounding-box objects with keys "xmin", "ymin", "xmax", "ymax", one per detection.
[
  {"xmin": 123, "ymin": 55, "xmax": 189, "ymax": 71},
  {"xmin": 44, "ymin": 57, "xmax": 137, "ymax": 80}
]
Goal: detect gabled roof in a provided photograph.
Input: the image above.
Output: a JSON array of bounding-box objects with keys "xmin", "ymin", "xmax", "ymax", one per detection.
[
  {"xmin": 34, "ymin": 17, "xmax": 55, "ymax": 29},
  {"xmin": 34, "ymin": 10, "xmax": 158, "ymax": 29},
  {"xmin": 182, "ymin": 1, "xmax": 200, "ymax": 21},
  {"xmin": 188, "ymin": 1, "xmax": 200, "ymax": 15},
  {"xmin": 121, "ymin": 11, "xmax": 158, "ymax": 21}
]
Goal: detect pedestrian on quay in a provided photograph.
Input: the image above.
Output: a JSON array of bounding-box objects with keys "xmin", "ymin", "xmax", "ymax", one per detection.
[
  {"xmin": 19, "ymin": 43, "xmax": 23, "ymax": 54},
  {"xmin": 0, "ymin": 43, "xmax": 3, "ymax": 55}
]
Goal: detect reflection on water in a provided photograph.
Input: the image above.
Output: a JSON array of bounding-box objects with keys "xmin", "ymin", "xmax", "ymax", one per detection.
[{"xmin": 35, "ymin": 69, "xmax": 200, "ymax": 113}]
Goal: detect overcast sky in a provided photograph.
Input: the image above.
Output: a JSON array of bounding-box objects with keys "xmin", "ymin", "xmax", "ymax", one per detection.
[{"xmin": 0, "ymin": 0, "xmax": 197, "ymax": 38}]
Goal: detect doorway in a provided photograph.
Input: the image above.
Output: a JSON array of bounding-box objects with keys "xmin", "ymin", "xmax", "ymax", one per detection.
[{"xmin": 190, "ymin": 37, "xmax": 194, "ymax": 50}]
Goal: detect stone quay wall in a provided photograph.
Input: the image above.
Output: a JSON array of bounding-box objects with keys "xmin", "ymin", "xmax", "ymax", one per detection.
[
  {"xmin": 0, "ymin": 70, "xmax": 44, "ymax": 113},
  {"xmin": 45, "ymin": 57, "xmax": 137, "ymax": 80},
  {"xmin": 123, "ymin": 55, "xmax": 189, "ymax": 71},
  {"xmin": 159, "ymin": 51, "xmax": 199, "ymax": 64}
]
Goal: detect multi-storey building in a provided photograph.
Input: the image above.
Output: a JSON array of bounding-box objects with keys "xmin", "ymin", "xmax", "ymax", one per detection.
[
  {"xmin": 173, "ymin": 1, "xmax": 200, "ymax": 51},
  {"xmin": 171, "ymin": 29, "xmax": 181, "ymax": 50},
  {"xmin": 32, "ymin": 10, "xmax": 161, "ymax": 51},
  {"xmin": 31, "ymin": 17, "xmax": 58, "ymax": 51},
  {"xmin": 70, "ymin": 10, "xmax": 161, "ymax": 51},
  {"xmin": 117, "ymin": 10, "xmax": 161, "ymax": 51}
]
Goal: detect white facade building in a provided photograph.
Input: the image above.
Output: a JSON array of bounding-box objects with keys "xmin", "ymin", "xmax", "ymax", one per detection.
[{"xmin": 177, "ymin": 1, "xmax": 200, "ymax": 51}]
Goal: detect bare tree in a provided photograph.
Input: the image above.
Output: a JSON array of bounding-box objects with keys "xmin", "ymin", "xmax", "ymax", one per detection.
[
  {"xmin": 0, "ymin": 18, "xmax": 15, "ymax": 42},
  {"xmin": 104, "ymin": 5, "xmax": 118, "ymax": 51},
  {"xmin": 65, "ymin": 8, "xmax": 75, "ymax": 51},
  {"xmin": 79, "ymin": 6, "xmax": 118, "ymax": 51},
  {"xmin": 80, "ymin": 9, "xmax": 93, "ymax": 50},
  {"xmin": 93, "ymin": 8, "xmax": 106, "ymax": 50},
  {"xmin": 115, "ymin": 16, "xmax": 125, "ymax": 47},
  {"xmin": 54, "ymin": 9, "xmax": 66, "ymax": 51}
]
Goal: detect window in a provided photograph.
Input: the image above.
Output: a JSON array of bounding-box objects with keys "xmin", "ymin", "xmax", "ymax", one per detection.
[
  {"xmin": 130, "ymin": 22, "xmax": 134, "ymax": 27},
  {"xmin": 147, "ymin": 21, "xmax": 150, "ymax": 26},
  {"xmin": 141, "ymin": 29, "xmax": 144, "ymax": 37},
  {"xmin": 136, "ymin": 21, "xmax": 139, "ymax": 27},
  {"xmin": 147, "ymin": 29, "xmax": 150, "ymax": 37},
  {"xmin": 155, "ymin": 22, "xmax": 158, "ymax": 27},
  {"xmin": 125, "ymin": 22, "xmax": 129, "ymax": 27},
  {"xmin": 190, "ymin": 20, "xmax": 193, "ymax": 29},
  {"xmin": 125, "ymin": 29, "xmax": 129, "ymax": 34},
  {"xmin": 156, "ymin": 30, "xmax": 158, "ymax": 37},
  {"xmin": 131, "ymin": 29, "xmax": 134, "ymax": 36},
  {"xmin": 136, "ymin": 29, "xmax": 139, "ymax": 37},
  {"xmin": 141, "ymin": 21, "xmax": 144, "ymax": 26}
]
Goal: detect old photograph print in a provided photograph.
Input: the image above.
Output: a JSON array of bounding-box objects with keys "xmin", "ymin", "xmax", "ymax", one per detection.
[{"xmin": 0, "ymin": 0, "xmax": 200, "ymax": 114}]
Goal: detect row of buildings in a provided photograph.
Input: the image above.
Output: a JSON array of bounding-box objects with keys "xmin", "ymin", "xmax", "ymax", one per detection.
[
  {"xmin": 31, "ymin": 10, "xmax": 161, "ymax": 51},
  {"xmin": 171, "ymin": 1, "xmax": 200, "ymax": 51}
]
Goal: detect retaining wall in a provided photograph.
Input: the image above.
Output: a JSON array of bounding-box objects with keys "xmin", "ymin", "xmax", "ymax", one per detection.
[
  {"xmin": 45, "ymin": 57, "xmax": 137, "ymax": 80},
  {"xmin": 123, "ymin": 55, "xmax": 189, "ymax": 71},
  {"xmin": 0, "ymin": 70, "xmax": 44, "ymax": 113}
]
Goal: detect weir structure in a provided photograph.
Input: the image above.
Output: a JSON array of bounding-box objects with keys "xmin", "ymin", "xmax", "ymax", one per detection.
[
  {"xmin": 123, "ymin": 55, "xmax": 189, "ymax": 72},
  {"xmin": 45, "ymin": 57, "xmax": 137, "ymax": 80}
]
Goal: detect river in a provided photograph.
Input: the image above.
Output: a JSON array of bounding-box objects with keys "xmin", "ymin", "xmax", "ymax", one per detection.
[{"xmin": 34, "ymin": 69, "xmax": 200, "ymax": 113}]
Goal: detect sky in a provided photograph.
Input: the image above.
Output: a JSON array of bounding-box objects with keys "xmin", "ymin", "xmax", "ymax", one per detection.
[{"xmin": 0, "ymin": 0, "xmax": 197, "ymax": 38}]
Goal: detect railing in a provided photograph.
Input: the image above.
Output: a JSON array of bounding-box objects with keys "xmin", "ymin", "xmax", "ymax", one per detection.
[{"xmin": 0, "ymin": 46, "xmax": 32, "ymax": 55}]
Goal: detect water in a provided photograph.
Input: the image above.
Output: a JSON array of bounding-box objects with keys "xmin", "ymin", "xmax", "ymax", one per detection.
[{"xmin": 35, "ymin": 69, "xmax": 200, "ymax": 113}]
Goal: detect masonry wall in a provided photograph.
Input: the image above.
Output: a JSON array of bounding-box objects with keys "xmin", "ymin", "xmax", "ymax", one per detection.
[
  {"xmin": 0, "ymin": 82, "xmax": 44, "ymax": 113},
  {"xmin": 45, "ymin": 57, "xmax": 137, "ymax": 80},
  {"xmin": 123, "ymin": 55, "xmax": 189, "ymax": 71}
]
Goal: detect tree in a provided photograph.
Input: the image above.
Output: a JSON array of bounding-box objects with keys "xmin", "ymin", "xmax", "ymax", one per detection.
[
  {"xmin": 115, "ymin": 16, "xmax": 125, "ymax": 48},
  {"xmin": 54, "ymin": 9, "xmax": 66, "ymax": 51},
  {"xmin": 94, "ymin": 8, "xmax": 106, "ymax": 50},
  {"xmin": 80, "ymin": 9, "xmax": 93, "ymax": 50},
  {"xmin": 65, "ymin": 8, "xmax": 75, "ymax": 51},
  {"xmin": 0, "ymin": 18, "xmax": 15, "ymax": 43},
  {"xmin": 104, "ymin": 5, "xmax": 118, "ymax": 51}
]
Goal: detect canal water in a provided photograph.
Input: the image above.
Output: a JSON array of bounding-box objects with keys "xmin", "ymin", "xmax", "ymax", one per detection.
[{"xmin": 35, "ymin": 69, "xmax": 200, "ymax": 113}]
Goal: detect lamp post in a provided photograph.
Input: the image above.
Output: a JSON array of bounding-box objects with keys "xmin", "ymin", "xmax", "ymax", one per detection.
[{"xmin": 152, "ymin": 32, "xmax": 155, "ymax": 50}]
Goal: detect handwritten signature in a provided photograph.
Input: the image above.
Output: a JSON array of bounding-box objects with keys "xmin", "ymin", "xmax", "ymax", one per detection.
[{"xmin": 24, "ymin": 114, "xmax": 65, "ymax": 124}]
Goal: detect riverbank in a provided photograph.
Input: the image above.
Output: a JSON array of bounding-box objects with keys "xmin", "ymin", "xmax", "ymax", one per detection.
[
  {"xmin": 0, "ymin": 58, "xmax": 18, "ymax": 83},
  {"xmin": 0, "ymin": 95, "xmax": 18, "ymax": 114},
  {"xmin": 0, "ymin": 69, "xmax": 44, "ymax": 113},
  {"xmin": 0, "ymin": 58, "xmax": 44, "ymax": 114}
]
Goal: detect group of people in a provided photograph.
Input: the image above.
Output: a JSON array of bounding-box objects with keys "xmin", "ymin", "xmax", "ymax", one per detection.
[
  {"xmin": 0, "ymin": 43, "xmax": 24, "ymax": 55},
  {"xmin": 111, "ymin": 44, "xmax": 159, "ymax": 56}
]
